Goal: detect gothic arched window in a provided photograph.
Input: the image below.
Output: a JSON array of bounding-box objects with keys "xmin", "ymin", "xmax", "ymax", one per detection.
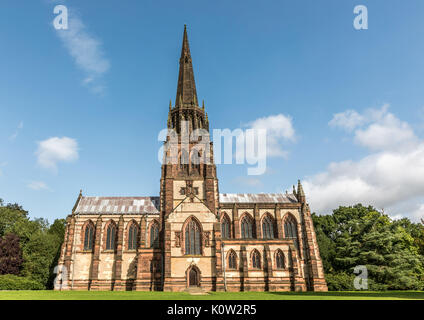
[
  {"xmin": 276, "ymin": 250, "xmax": 285, "ymax": 269},
  {"xmin": 284, "ymin": 215, "xmax": 299, "ymax": 249},
  {"xmin": 106, "ymin": 223, "xmax": 116, "ymax": 250},
  {"xmin": 251, "ymin": 250, "xmax": 261, "ymax": 269},
  {"xmin": 83, "ymin": 223, "xmax": 94, "ymax": 251},
  {"xmin": 150, "ymin": 222, "xmax": 159, "ymax": 248},
  {"xmin": 228, "ymin": 250, "xmax": 237, "ymax": 269},
  {"xmin": 241, "ymin": 215, "xmax": 254, "ymax": 239},
  {"xmin": 284, "ymin": 220, "xmax": 297, "ymax": 238},
  {"xmin": 179, "ymin": 150, "xmax": 189, "ymax": 175},
  {"xmin": 128, "ymin": 223, "xmax": 138, "ymax": 250},
  {"xmin": 221, "ymin": 215, "xmax": 230, "ymax": 239},
  {"xmin": 262, "ymin": 215, "xmax": 274, "ymax": 239},
  {"xmin": 190, "ymin": 150, "xmax": 201, "ymax": 174},
  {"xmin": 185, "ymin": 219, "xmax": 201, "ymax": 255}
]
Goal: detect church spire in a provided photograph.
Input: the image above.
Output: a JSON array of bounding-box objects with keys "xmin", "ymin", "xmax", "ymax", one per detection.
[{"xmin": 175, "ymin": 25, "xmax": 198, "ymax": 108}]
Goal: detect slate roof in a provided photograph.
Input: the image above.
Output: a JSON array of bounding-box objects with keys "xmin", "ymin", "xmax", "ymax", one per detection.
[
  {"xmin": 73, "ymin": 193, "xmax": 298, "ymax": 215},
  {"xmin": 219, "ymin": 193, "xmax": 298, "ymax": 204},
  {"xmin": 74, "ymin": 196, "xmax": 160, "ymax": 215}
]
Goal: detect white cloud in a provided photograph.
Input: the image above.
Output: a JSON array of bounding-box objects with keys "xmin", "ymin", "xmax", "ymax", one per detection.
[
  {"xmin": 246, "ymin": 114, "xmax": 295, "ymax": 158},
  {"xmin": 329, "ymin": 109, "xmax": 365, "ymax": 131},
  {"xmin": 304, "ymin": 105, "xmax": 424, "ymax": 221},
  {"xmin": 354, "ymin": 111, "xmax": 417, "ymax": 151},
  {"xmin": 9, "ymin": 121, "xmax": 23, "ymax": 141},
  {"xmin": 54, "ymin": 10, "xmax": 110, "ymax": 93},
  {"xmin": 36, "ymin": 137, "xmax": 79, "ymax": 171},
  {"xmin": 329, "ymin": 104, "xmax": 418, "ymax": 151},
  {"xmin": 27, "ymin": 181, "xmax": 52, "ymax": 191}
]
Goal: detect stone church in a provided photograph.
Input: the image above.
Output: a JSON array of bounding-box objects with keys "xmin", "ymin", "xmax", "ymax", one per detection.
[{"xmin": 57, "ymin": 26, "xmax": 327, "ymax": 292}]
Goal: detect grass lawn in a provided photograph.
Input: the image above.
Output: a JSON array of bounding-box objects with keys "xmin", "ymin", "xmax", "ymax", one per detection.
[{"xmin": 0, "ymin": 290, "xmax": 423, "ymax": 300}]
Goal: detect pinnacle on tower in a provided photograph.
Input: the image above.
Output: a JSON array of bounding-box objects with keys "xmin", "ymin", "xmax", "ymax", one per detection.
[
  {"xmin": 297, "ymin": 180, "xmax": 305, "ymax": 196},
  {"xmin": 297, "ymin": 180, "xmax": 305, "ymax": 203}
]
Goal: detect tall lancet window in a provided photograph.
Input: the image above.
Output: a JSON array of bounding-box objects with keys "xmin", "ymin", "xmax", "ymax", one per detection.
[
  {"xmin": 276, "ymin": 250, "xmax": 285, "ymax": 269},
  {"xmin": 179, "ymin": 150, "xmax": 189, "ymax": 175},
  {"xmin": 251, "ymin": 250, "xmax": 261, "ymax": 269},
  {"xmin": 150, "ymin": 222, "xmax": 159, "ymax": 248},
  {"xmin": 128, "ymin": 223, "xmax": 138, "ymax": 250},
  {"xmin": 284, "ymin": 215, "xmax": 299, "ymax": 249},
  {"xmin": 106, "ymin": 223, "xmax": 116, "ymax": 250},
  {"xmin": 190, "ymin": 151, "xmax": 201, "ymax": 175},
  {"xmin": 262, "ymin": 215, "xmax": 274, "ymax": 239},
  {"xmin": 241, "ymin": 215, "xmax": 254, "ymax": 239},
  {"xmin": 185, "ymin": 218, "xmax": 201, "ymax": 255},
  {"xmin": 221, "ymin": 215, "xmax": 230, "ymax": 239},
  {"xmin": 228, "ymin": 250, "xmax": 237, "ymax": 269},
  {"xmin": 83, "ymin": 223, "xmax": 94, "ymax": 251}
]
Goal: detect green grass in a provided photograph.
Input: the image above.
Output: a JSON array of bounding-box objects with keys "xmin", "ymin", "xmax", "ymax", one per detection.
[{"xmin": 0, "ymin": 290, "xmax": 423, "ymax": 300}]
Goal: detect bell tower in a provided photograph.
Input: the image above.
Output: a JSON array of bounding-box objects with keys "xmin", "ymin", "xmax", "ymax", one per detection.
[{"xmin": 159, "ymin": 25, "xmax": 221, "ymax": 291}]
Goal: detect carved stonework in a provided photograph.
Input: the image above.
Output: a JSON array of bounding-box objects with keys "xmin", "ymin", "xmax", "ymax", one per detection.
[
  {"xmin": 175, "ymin": 231, "xmax": 181, "ymax": 247},
  {"xmin": 181, "ymin": 180, "xmax": 199, "ymax": 202},
  {"xmin": 203, "ymin": 231, "xmax": 210, "ymax": 247}
]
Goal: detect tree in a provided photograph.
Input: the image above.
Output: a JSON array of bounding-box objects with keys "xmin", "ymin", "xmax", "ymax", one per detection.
[
  {"xmin": 313, "ymin": 204, "xmax": 424, "ymax": 290},
  {"xmin": 0, "ymin": 200, "xmax": 66, "ymax": 288},
  {"xmin": 0, "ymin": 201, "xmax": 29, "ymax": 238},
  {"xmin": 0, "ymin": 233, "xmax": 23, "ymax": 275}
]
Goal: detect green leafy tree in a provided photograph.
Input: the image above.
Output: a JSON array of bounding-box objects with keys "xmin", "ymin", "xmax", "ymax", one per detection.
[
  {"xmin": 0, "ymin": 199, "xmax": 65, "ymax": 289},
  {"xmin": 0, "ymin": 233, "xmax": 23, "ymax": 275},
  {"xmin": 313, "ymin": 204, "xmax": 424, "ymax": 290}
]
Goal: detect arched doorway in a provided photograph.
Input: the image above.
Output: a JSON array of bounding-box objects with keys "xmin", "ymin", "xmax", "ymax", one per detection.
[{"xmin": 187, "ymin": 266, "xmax": 200, "ymax": 287}]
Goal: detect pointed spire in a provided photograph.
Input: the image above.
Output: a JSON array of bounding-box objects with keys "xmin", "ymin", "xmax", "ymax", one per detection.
[
  {"xmin": 202, "ymin": 100, "xmax": 205, "ymax": 109},
  {"xmin": 292, "ymin": 185, "xmax": 297, "ymax": 196},
  {"xmin": 175, "ymin": 25, "xmax": 198, "ymax": 108},
  {"xmin": 169, "ymin": 99, "xmax": 172, "ymax": 111}
]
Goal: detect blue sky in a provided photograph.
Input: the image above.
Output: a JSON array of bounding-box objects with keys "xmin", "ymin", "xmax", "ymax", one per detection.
[{"xmin": 1, "ymin": 0, "xmax": 424, "ymax": 222}]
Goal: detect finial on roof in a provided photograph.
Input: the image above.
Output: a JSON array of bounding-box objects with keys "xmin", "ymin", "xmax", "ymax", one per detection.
[
  {"xmin": 169, "ymin": 99, "xmax": 172, "ymax": 110},
  {"xmin": 79, "ymin": 189, "xmax": 82, "ymax": 197},
  {"xmin": 292, "ymin": 185, "xmax": 296, "ymax": 196},
  {"xmin": 202, "ymin": 100, "xmax": 205, "ymax": 109}
]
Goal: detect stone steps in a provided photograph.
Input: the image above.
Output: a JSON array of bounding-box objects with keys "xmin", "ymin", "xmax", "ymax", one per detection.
[{"xmin": 184, "ymin": 286, "xmax": 209, "ymax": 295}]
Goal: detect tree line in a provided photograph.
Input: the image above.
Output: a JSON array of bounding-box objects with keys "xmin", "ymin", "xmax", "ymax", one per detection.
[{"xmin": 0, "ymin": 199, "xmax": 65, "ymax": 289}]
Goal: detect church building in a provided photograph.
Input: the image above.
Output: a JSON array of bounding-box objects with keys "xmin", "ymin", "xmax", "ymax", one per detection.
[{"xmin": 57, "ymin": 26, "xmax": 328, "ymax": 292}]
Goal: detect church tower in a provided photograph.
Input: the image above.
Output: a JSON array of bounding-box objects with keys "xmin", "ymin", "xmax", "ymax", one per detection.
[{"xmin": 159, "ymin": 25, "xmax": 223, "ymax": 291}]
